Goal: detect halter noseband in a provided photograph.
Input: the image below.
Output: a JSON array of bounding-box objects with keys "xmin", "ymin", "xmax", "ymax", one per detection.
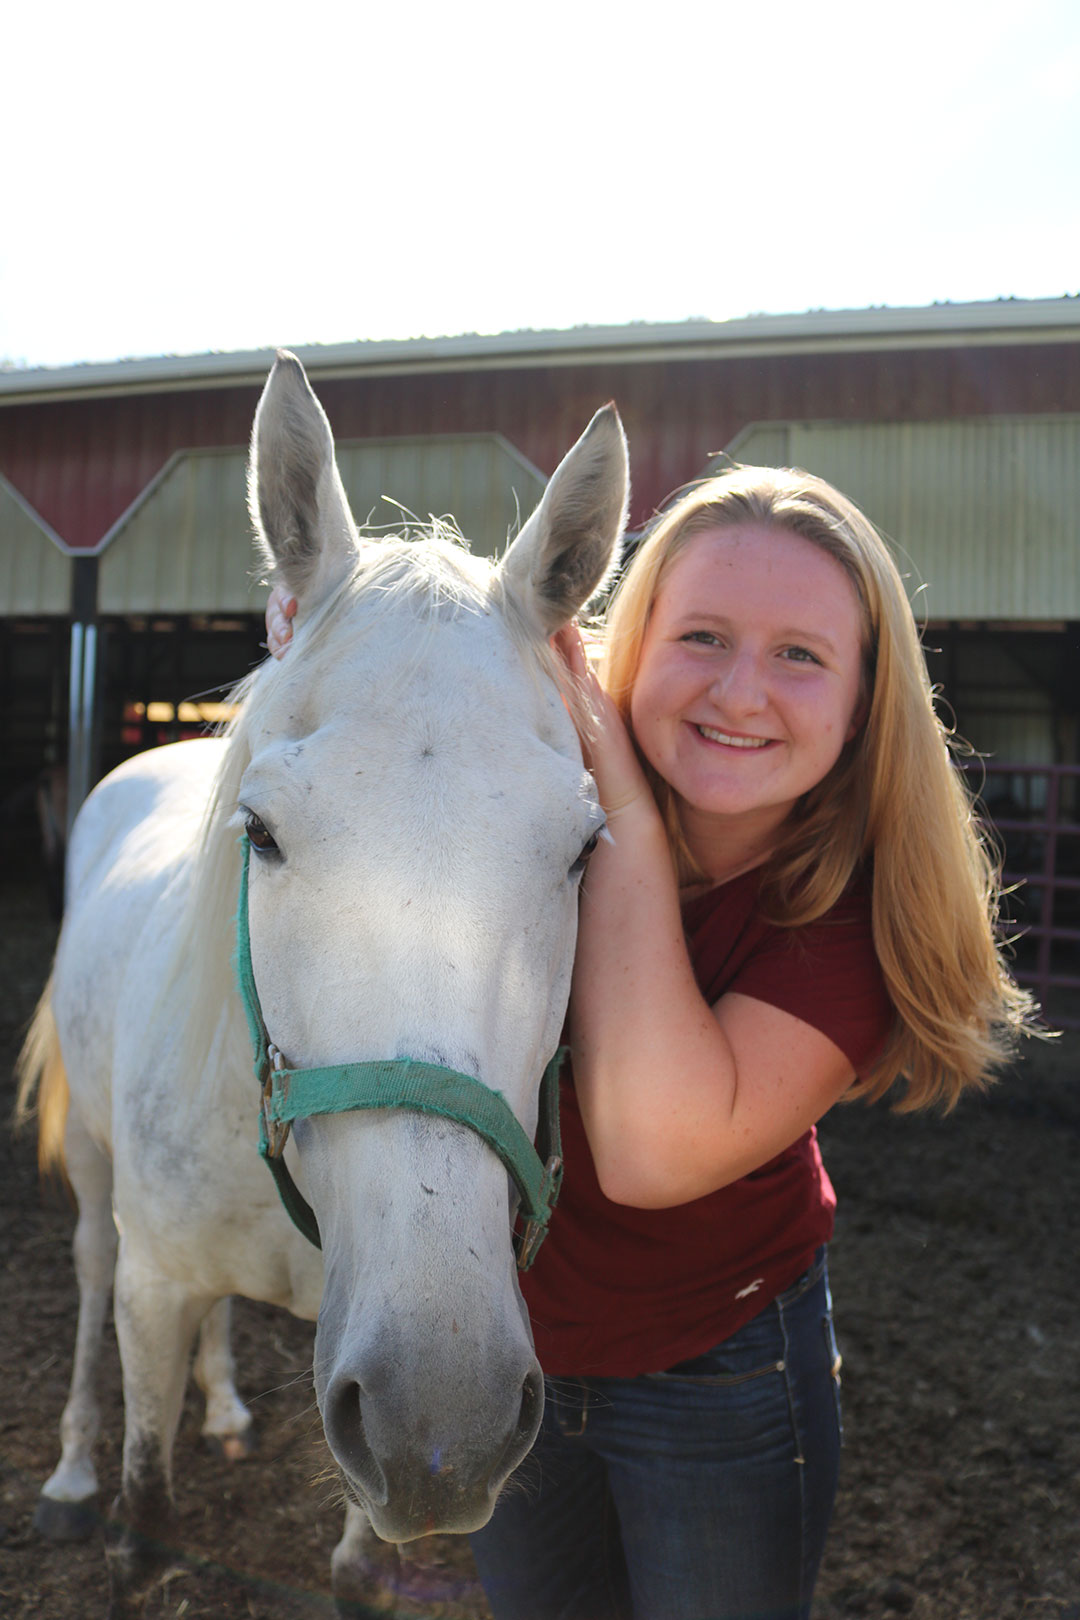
[{"xmin": 233, "ymin": 836, "xmax": 565, "ymax": 1269}]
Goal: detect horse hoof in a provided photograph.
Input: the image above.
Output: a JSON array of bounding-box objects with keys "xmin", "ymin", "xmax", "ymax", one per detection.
[
  {"xmin": 33, "ymin": 1493, "xmax": 100, "ymax": 1542},
  {"xmin": 334, "ymin": 1592, "xmax": 396, "ymax": 1618},
  {"xmin": 204, "ymin": 1425, "xmax": 257, "ymax": 1462},
  {"xmin": 332, "ymin": 1552, "xmax": 397, "ymax": 1616}
]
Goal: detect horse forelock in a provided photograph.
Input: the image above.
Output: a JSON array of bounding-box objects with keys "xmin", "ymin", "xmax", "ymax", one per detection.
[{"xmin": 239, "ymin": 526, "xmax": 594, "ymax": 757}]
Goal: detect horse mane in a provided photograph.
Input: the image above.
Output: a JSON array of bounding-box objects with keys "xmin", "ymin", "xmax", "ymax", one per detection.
[{"xmin": 172, "ymin": 527, "xmax": 589, "ymax": 1100}]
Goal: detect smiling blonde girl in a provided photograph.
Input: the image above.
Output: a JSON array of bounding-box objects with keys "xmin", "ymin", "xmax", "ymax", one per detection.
[{"xmin": 469, "ymin": 465, "xmax": 1035, "ymax": 1620}]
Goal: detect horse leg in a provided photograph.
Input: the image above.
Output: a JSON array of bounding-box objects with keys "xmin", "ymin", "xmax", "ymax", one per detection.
[
  {"xmin": 105, "ymin": 1246, "xmax": 209, "ymax": 1617},
  {"xmin": 331, "ymin": 1499, "xmax": 384, "ymax": 1615},
  {"xmin": 35, "ymin": 1116, "xmax": 117, "ymax": 1542},
  {"xmin": 332, "ymin": 1510, "xmax": 471, "ymax": 1617},
  {"xmin": 192, "ymin": 1297, "xmax": 255, "ymax": 1460}
]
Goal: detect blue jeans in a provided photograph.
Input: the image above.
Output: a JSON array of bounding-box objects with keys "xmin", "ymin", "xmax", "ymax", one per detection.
[{"xmin": 471, "ymin": 1250, "xmax": 842, "ymax": 1620}]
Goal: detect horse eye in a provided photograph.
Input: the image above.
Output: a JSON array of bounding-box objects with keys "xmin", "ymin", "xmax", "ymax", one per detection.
[
  {"xmin": 569, "ymin": 829, "xmax": 602, "ymax": 879},
  {"xmin": 245, "ymin": 813, "xmax": 279, "ymax": 854}
]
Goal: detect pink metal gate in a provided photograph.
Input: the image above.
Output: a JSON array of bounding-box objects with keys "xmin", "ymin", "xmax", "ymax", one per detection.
[{"xmin": 966, "ymin": 762, "xmax": 1080, "ymax": 1031}]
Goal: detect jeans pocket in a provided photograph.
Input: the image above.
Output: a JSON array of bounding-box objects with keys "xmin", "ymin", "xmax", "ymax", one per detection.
[
  {"xmin": 774, "ymin": 1245, "xmax": 828, "ymax": 1309},
  {"xmin": 646, "ymin": 1357, "xmax": 785, "ymax": 1388},
  {"xmin": 646, "ymin": 1309, "xmax": 787, "ymax": 1387}
]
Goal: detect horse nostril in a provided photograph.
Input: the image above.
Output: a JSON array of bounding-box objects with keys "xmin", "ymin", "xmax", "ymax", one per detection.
[
  {"xmin": 515, "ymin": 1364, "xmax": 544, "ymax": 1448},
  {"xmin": 326, "ymin": 1378, "xmax": 387, "ymax": 1505},
  {"xmin": 484, "ymin": 1360, "xmax": 544, "ymax": 1499},
  {"xmin": 327, "ymin": 1376, "xmax": 362, "ymax": 1449}
]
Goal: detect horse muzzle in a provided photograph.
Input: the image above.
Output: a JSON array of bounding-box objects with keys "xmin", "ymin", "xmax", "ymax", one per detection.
[{"xmin": 319, "ymin": 1332, "xmax": 544, "ymax": 1539}]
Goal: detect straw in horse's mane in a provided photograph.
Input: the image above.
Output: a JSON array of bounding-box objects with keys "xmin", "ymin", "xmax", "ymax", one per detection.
[{"xmin": 171, "ymin": 526, "xmax": 592, "ymax": 1099}]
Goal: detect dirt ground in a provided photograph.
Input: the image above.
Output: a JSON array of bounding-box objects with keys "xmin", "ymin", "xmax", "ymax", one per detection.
[{"xmin": 2, "ymin": 872, "xmax": 1078, "ymax": 1620}]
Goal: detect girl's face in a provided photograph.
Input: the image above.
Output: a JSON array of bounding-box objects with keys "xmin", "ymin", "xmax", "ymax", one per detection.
[{"xmin": 629, "ymin": 523, "xmax": 866, "ymax": 870}]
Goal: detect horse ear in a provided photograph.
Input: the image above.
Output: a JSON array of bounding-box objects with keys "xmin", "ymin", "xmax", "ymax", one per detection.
[
  {"xmin": 498, "ymin": 404, "xmax": 629, "ymax": 635},
  {"xmin": 248, "ymin": 351, "xmax": 360, "ymax": 607}
]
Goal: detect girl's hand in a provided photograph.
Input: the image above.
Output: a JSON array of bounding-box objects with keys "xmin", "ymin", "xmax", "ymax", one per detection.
[
  {"xmin": 266, "ymin": 588, "xmax": 297, "ymax": 659},
  {"xmin": 551, "ymin": 624, "xmax": 651, "ymax": 819}
]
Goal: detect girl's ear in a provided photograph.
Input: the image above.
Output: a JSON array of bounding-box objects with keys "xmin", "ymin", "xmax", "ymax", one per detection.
[{"xmin": 845, "ymin": 692, "xmax": 870, "ymax": 744}]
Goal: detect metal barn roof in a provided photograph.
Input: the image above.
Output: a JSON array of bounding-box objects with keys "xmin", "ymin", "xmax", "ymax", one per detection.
[
  {"xmin": 718, "ymin": 414, "xmax": 1080, "ymax": 622},
  {"xmin": 5, "ymin": 302, "xmax": 1080, "ymax": 616},
  {"xmin": 3, "ymin": 298, "xmax": 1078, "ymax": 405},
  {"xmin": 6, "ymin": 299, "xmax": 1080, "ymax": 552}
]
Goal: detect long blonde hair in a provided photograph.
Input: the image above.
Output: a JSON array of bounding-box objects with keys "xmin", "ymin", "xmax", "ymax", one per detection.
[{"xmin": 601, "ymin": 465, "xmax": 1038, "ymax": 1111}]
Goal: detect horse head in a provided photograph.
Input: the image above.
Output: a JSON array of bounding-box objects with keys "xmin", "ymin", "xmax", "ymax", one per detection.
[{"xmin": 237, "ymin": 353, "xmax": 628, "ymax": 1539}]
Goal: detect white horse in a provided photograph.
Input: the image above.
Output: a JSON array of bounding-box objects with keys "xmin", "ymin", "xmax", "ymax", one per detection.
[{"xmin": 17, "ymin": 352, "xmax": 628, "ymax": 1614}]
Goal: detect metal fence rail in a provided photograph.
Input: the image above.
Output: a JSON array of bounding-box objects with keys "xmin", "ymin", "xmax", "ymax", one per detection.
[{"xmin": 962, "ymin": 761, "xmax": 1080, "ymax": 1031}]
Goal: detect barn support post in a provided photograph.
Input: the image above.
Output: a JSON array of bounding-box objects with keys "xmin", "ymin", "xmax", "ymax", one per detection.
[{"xmin": 67, "ymin": 555, "xmax": 100, "ymax": 840}]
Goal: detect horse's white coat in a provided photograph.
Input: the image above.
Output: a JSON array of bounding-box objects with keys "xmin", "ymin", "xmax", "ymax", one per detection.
[{"xmin": 30, "ymin": 353, "xmax": 628, "ymax": 1601}]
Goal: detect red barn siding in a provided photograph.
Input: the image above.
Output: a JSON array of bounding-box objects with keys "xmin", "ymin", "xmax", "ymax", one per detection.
[{"xmin": 4, "ymin": 341, "xmax": 1080, "ymax": 549}]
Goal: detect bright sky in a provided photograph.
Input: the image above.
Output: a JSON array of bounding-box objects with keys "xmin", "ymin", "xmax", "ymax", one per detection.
[{"xmin": 4, "ymin": 0, "xmax": 1079, "ymax": 370}]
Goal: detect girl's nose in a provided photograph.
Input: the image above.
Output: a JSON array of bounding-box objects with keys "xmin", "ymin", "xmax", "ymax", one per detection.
[{"xmin": 712, "ymin": 650, "xmax": 766, "ymax": 714}]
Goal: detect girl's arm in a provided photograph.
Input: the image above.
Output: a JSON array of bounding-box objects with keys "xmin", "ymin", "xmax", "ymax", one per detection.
[{"xmin": 558, "ymin": 629, "xmax": 856, "ymax": 1209}]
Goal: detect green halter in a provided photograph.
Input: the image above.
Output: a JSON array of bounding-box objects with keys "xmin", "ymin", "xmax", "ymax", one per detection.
[{"xmin": 233, "ymin": 836, "xmax": 565, "ymax": 1269}]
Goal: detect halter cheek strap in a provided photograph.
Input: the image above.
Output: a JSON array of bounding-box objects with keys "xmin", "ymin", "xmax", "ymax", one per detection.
[{"xmin": 233, "ymin": 836, "xmax": 565, "ymax": 1269}]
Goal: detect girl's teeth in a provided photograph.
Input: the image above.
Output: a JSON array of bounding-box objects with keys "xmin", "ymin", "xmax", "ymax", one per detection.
[{"xmin": 698, "ymin": 726, "xmax": 770, "ymax": 749}]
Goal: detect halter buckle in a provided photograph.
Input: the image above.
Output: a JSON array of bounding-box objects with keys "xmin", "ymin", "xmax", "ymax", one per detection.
[
  {"xmin": 514, "ymin": 1153, "xmax": 563, "ymax": 1271},
  {"xmin": 261, "ymin": 1044, "xmax": 292, "ymax": 1159}
]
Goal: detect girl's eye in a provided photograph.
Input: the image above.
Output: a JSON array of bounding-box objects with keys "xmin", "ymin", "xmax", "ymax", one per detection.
[
  {"xmin": 681, "ymin": 630, "xmax": 720, "ymax": 647},
  {"xmin": 244, "ymin": 813, "xmax": 279, "ymax": 854},
  {"xmin": 782, "ymin": 646, "xmax": 822, "ymax": 665},
  {"xmin": 570, "ymin": 829, "xmax": 602, "ymax": 879}
]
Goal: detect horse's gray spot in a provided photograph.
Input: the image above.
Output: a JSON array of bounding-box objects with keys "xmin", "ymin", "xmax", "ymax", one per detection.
[
  {"xmin": 421, "ymin": 1183, "xmax": 435, "ymax": 1196},
  {"xmin": 420, "ymin": 746, "xmax": 435, "ymax": 759}
]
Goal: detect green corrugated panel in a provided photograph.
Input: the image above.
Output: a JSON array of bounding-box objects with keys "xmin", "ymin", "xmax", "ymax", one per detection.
[
  {"xmin": 100, "ymin": 450, "xmax": 255, "ymax": 614},
  {"xmin": 716, "ymin": 416, "xmax": 1080, "ymax": 621},
  {"xmin": 98, "ymin": 436, "xmax": 546, "ymax": 614},
  {"xmin": 721, "ymin": 425, "xmax": 793, "ymax": 470},
  {"xmin": 0, "ymin": 479, "xmax": 71, "ymax": 614},
  {"xmin": 334, "ymin": 437, "xmax": 544, "ymax": 547}
]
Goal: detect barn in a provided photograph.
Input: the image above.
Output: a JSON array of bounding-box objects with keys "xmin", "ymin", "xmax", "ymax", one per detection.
[{"xmin": 2, "ymin": 297, "xmax": 1078, "ymax": 1017}]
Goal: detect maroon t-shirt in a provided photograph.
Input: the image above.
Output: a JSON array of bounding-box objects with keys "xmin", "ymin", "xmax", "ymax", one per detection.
[{"xmin": 521, "ymin": 867, "xmax": 894, "ymax": 1377}]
